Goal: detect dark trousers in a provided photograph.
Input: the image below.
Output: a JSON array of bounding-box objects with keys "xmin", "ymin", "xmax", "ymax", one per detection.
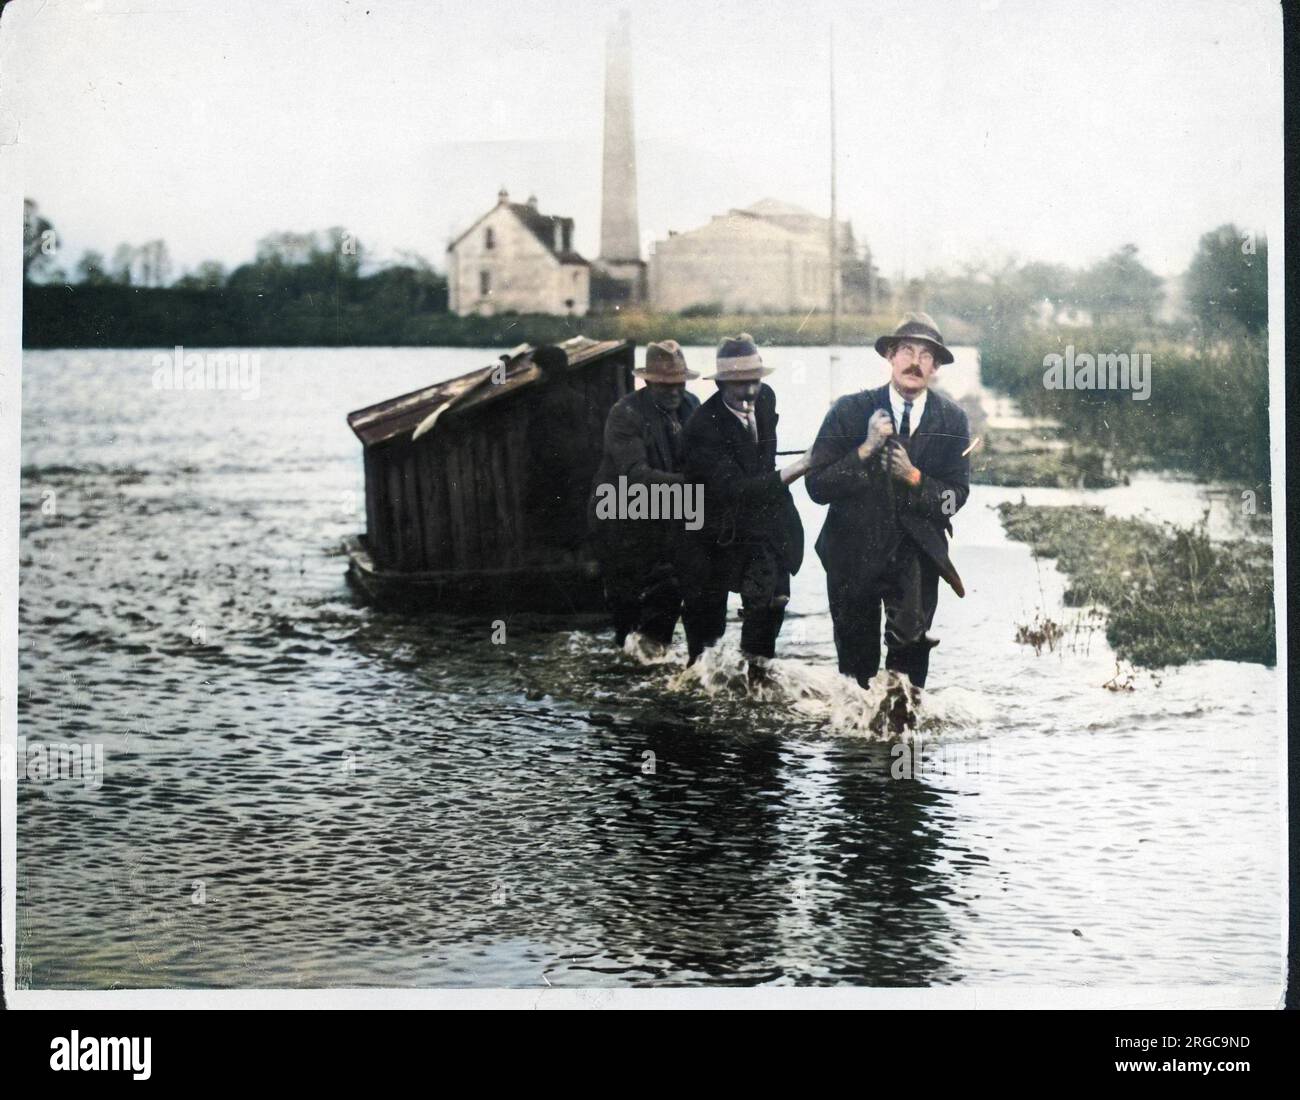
[
  {"xmin": 602, "ymin": 557, "xmax": 682, "ymax": 647},
  {"xmin": 681, "ymin": 541, "xmax": 790, "ymax": 661},
  {"xmin": 827, "ymin": 537, "xmax": 940, "ymax": 688}
]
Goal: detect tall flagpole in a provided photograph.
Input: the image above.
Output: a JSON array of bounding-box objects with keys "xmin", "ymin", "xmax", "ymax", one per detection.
[{"xmin": 828, "ymin": 25, "xmax": 840, "ymax": 403}]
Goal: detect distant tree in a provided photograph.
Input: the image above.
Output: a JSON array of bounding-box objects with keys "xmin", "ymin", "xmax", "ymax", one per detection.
[
  {"xmin": 173, "ymin": 260, "xmax": 228, "ymax": 290},
  {"xmin": 1075, "ymin": 244, "xmax": 1163, "ymax": 325},
  {"xmin": 900, "ymin": 276, "xmax": 927, "ymax": 314},
  {"xmin": 357, "ymin": 252, "xmax": 447, "ymax": 312},
  {"xmin": 75, "ymin": 250, "xmax": 113, "ymax": 286},
  {"xmin": 23, "ymin": 198, "xmax": 59, "ymax": 282},
  {"xmin": 841, "ymin": 242, "xmax": 879, "ymax": 313},
  {"xmin": 926, "ymin": 259, "xmax": 1038, "ymax": 335},
  {"xmin": 229, "ymin": 227, "xmax": 365, "ymax": 296},
  {"xmin": 1185, "ymin": 223, "xmax": 1267, "ymax": 336},
  {"xmin": 110, "ymin": 243, "xmax": 138, "ymax": 286},
  {"xmin": 135, "ymin": 239, "xmax": 173, "ymax": 287},
  {"xmin": 1015, "ymin": 261, "xmax": 1075, "ymax": 308}
]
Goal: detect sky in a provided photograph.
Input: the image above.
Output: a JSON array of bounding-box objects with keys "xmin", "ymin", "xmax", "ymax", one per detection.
[{"xmin": 0, "ymin": 0, "xmax": 1283, "ymax": 281}]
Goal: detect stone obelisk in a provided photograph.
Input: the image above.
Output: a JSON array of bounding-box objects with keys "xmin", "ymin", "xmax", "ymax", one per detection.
[{"xmin": 596, "ymin": 10, "xmax": 644, "ymax": 304}]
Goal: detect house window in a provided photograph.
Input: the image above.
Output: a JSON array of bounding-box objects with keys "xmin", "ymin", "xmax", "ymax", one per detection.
[
  {"xmin": 484, "ymin": 227, "xmax": 495, "ymax": 250},
  {"xmin": 480, "ymin": 270, "xmax": 491, "ymax": 296}
]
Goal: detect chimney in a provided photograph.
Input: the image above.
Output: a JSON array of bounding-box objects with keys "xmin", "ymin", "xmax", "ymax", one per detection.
[
  {"xmin": 527, "ymin": 194, "xmax": 539, "ymax": 209},
  {"xmin": 598, "ymin": 10, "xmax": 640, "ymax": 264},
  {"xmin": 497, "ymin": 187, "xmax": 509, "ymax": 205}
]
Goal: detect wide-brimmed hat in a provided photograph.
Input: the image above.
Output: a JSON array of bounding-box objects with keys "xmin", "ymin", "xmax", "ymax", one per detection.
[
  {"xmin": 707, "ymin": 333, "xmax": 774, "ymax": 381},
  {"xmin": 635, "ymin": 339, "xmax": 698, "ymax": 382},
  {"xmin": 874, "ymin": 312, "xmax": 954, "ymax": 366}
]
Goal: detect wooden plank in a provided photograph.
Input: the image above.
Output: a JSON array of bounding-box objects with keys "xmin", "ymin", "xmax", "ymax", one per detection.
[
  {"xmin": 471, "ymin": 419, "xmax": 499, "ymax": 569},
  {"xmin": 486, "ymin": 410, "xmax": 515, "ymax": 570},
  {"xmin": 402, "ymin": 449, "xmax": 428, "ymax": 571},
  {"xmin": 418, "ymin": 438, "xmax": 451, "ymax": 571},
  {"xmin": 374, "ymin": 448, "xmax": 399, "ymax": 569},
  {"xmin": 443, "ymin": 426, "xmax": 471, "ymax": 571},
  {"xmin": 383, "ymin": 453, "xmax": 407, "ymax": 571},
  {"xmin": 363, "ymin": 449, "xmax": 383, "ymax": 560}
]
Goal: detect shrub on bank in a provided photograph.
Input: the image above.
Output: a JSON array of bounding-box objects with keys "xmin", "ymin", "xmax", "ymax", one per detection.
[{"xmin": 979, "ymin": 324, "xmax": 1270, "ymax": 488}]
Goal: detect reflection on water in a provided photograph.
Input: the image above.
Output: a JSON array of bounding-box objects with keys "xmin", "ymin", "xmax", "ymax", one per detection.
[{"xmin": 16, "ymin": 348, "xmax": 1283, "ymax": 990}]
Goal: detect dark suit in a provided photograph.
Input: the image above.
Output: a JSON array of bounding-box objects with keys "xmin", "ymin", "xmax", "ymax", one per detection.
[
  {"xmin": 806, "ymin": 384, "xmax": 970, "ymax": 687},
  {"xmin": 680, "ymin": 385, "xmax": 804, "ymax": 660},
  {"xmin": 588, "ymin": 386, "xmax": 702, "ymax": 646}
]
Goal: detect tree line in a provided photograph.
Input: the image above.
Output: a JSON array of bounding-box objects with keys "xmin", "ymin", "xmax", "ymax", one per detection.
[{"xmin": 22, "ymin": 197, "xmax": 1265, "ymax": 347}]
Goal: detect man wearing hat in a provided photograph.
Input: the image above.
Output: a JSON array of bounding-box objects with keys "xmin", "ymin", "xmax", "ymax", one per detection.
[
  {"xmin": 806, "ymin": 313, "xmax": 970, "ymax": 691},
  {"xmin": 588, "ymin": 340, "xmax": 702, "ymax": 651},
  {"xmin": 680, "ymin": 334, "xmax": 811, "ymax": 680}
]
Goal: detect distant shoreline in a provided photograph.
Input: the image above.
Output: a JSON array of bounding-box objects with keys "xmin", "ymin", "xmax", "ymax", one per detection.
[{"xmin": 21, "ymin": 284, "xmax": 905, "ymax": 350}]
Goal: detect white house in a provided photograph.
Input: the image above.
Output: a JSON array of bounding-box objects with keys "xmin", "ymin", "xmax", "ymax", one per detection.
[{"xmin": 447, "ymin": 190, "xmax": 590, "ymax": 316}]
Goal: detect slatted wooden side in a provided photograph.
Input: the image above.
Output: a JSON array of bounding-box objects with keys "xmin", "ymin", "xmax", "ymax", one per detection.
[
  {"xmin": 364, "ymin": 347, "xmax": 636, "ymax": 577},
  {"xmin": 416, "ymin": 435, "xmax": 452, "ymax": 571},
  {"xmin": 485, "ymin": 409, "xmax": 516, "ymax": 570},
  {"xmin": 363, "ymin": 448, "xmax": 386, "ymax": 564}
]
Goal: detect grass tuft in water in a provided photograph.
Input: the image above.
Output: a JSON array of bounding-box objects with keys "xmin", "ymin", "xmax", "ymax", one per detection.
[{"xmin": 997, "ymin": 501, "xmax": 1275, "ymax": 668}]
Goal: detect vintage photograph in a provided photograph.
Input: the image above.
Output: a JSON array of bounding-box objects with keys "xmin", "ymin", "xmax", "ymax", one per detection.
[{"xmin": 1, "ymin": 0, "xmax": 1286, "ymax": 1005}]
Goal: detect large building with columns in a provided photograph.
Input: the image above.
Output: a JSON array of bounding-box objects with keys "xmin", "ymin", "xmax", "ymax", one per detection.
[{"xmin": 648, "ymin": 199, "xmax": 871, "ymax": 315}]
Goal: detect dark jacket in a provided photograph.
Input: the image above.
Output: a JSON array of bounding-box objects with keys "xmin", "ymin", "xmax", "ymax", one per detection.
[
  {"xmin": 587, "ymin": 386, "xmax": 702, "ymax": 554},
  {"xmin": 681, "ymin": 385, "xmax": 804, "ymax": 575},
  {"xmin": 806, "ymin": 384, "xmax": 970, "ymax": 595}
]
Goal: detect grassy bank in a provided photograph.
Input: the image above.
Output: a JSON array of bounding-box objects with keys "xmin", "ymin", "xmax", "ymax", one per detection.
[
  {"xmin": 21, "ymin": 285, "xmax": 895, "ymax": 350},
  {"xmin": 997, "ymin": 501, "xmax": 1274, "ymax": 668}
]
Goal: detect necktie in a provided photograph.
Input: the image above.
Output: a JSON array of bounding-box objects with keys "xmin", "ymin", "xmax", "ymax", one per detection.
[
  {"xmin": 899, "ymin": 400, "xmax": 913, "ymax": 442},
  {"xmin": 745, "ymin": 412, "xmax": 758, "ymax": 443}
]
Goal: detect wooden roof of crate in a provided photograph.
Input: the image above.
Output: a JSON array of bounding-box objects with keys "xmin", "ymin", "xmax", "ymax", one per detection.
[{"xmin": 346, "ymin": 336, "xmax": 630, "ymax": 449}]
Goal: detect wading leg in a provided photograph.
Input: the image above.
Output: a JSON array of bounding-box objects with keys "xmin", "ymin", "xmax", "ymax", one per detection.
[
  {"xmin": 680, "ymin": 542, "xmax": 729, "ymax": 662},
  {"xmin": 738, "ymin": 549, "xmax": 789, "ymax": 661},
  {"xmin": 828, "ymin": 572, "xmax": 883, "ymax": 688},
  {"xmin": 883, "ymin": 551, "xmax": 940, "ymax": 688},
  {"xmin": 638, "ymin": 562, "xmax": 683, "ymax": 647}
]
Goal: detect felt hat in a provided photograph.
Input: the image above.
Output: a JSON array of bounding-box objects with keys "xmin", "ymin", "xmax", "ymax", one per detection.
[
  {"xmin": 874, "ymin": 312, "xmax": 954, "ymax": 366},
  {"xmin": 635, "ymin": 339, "xmax": 698, "ymax": 382},
  {"xmin": 707, "ymin": 333, "xmax": 774, "ymax": 381}
]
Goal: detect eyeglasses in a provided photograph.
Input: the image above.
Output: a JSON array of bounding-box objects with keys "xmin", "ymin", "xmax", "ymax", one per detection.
[{"xmin": 893, "ymin": 343, "xmax": 935, "ymax": 365}]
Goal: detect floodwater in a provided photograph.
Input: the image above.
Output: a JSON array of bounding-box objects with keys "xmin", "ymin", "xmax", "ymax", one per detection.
[{"xmin": 14, "ymin": 346, "xmax": 1284, "ymax": 992}]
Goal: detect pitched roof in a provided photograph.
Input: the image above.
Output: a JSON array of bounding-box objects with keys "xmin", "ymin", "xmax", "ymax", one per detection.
[
  {"xmin": 742, "ymin": 198, "xmax": 821, "ymax": 219},
  {"xmin": 447, "ymin": 199, "xmax": 589, "ymax": 266},
  {"xmin": 664, "ymin": 210, "xmax": 806, "ymax": 243},
  {"xmin": 346, "ymin": 337, "xmax": 626, "ymax": 448},
  {"xmin": 507, "ymin": 203, "xmax": 588, "ymax": 265}
]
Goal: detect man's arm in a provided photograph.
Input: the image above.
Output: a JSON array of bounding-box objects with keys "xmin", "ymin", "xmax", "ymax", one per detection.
[
  {"xmin": 604, "ymin": 401, "xmax": 684, "ymax": 486},
  {"xmin": 805, "ymin": 403, "xmax": 889, "ymax": 504},
  {"xmin": 684, "ymin": 414, "xmax": 786, "ymax": 507},
  {"xmin": 899, "ymin": 407, "xmax": 971, "ymax": 522}
]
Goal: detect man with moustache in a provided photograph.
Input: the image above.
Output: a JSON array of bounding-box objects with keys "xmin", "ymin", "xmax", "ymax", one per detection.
[
  {"xmin": 680, "ymin": 334, "xmax": 811, "ymax": 682},
  {"xmin": 588, "ymin": 339, "xmax": 702, "ymax": 651},
  {"xmin": 806, "ymin": 313, "xmax": 970, "ymax": 692}
]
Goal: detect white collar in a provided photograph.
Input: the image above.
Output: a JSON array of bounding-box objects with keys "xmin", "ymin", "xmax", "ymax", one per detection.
[
  {"xmin": 889, "ymin": 385, "xmax": 927, "ymax": 428},
  {"xmin": 724, "ymin": 401, "xmax": 753, "ymax": 426}
]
